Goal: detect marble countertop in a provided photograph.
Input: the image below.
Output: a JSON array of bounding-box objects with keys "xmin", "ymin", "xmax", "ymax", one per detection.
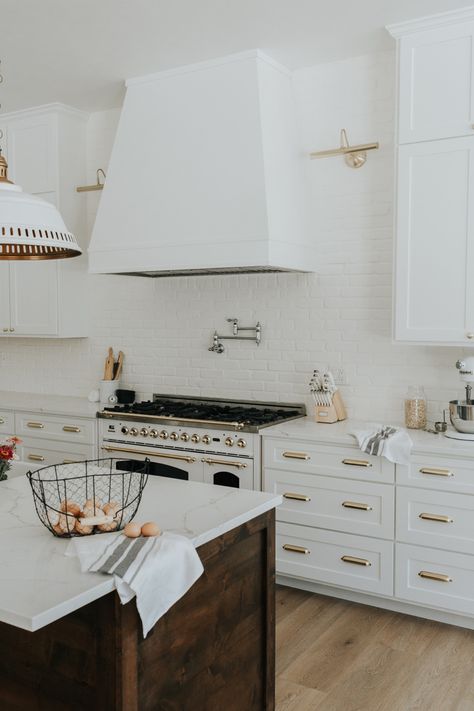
[
  {"xmin": 0, "ymin": 476, "xmax": 281, "ymax": 632},
  {"xmin": 262, "ymin": 416, "xmax": 474, "ymax": 458},
  {"xmin": 0, "ymin": 390, "xmax": 99, "ymax": 419}
]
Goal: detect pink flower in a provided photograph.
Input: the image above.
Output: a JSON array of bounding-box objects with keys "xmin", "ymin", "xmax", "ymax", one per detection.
[{"xmin": 7, "ymin": 436, "xmax": 22, "ymax": 445}]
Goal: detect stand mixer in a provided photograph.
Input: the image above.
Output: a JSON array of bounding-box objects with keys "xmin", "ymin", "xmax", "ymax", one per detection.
[{"xmin": 446, "ymin": 357, "xmax": 474, "ymax": 440}]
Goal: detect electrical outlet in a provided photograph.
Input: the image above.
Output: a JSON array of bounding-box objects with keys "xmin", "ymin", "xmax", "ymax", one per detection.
[{"xmin": 328, "ymin": 365, "xmax": 347, "ymax": 386}]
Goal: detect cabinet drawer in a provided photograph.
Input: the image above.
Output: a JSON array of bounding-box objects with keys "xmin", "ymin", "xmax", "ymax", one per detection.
[
  {"xmin": 396, "ymin": 543, "xmax": 474, "ymax": 616},
  {"xmin": 264, "ymin": 438, "xmax": 394, "ymax": 483},
  {"xmin": 277, "ymin": 522, "xmax": 394, "ymax": 596},
  {"xmin": 265, "ymin": 468, "xmax": 394, "ymax": 539},
  {"xmin": 19, "ymin": 438, "xmax": 93, "ymax": 468},
  {"xmin": 15, "ymin": 412, "xmax": 96, "ymax": 445},
  {"xmin": 0, "ymin": 411, "xmax": 14, "ymax": 435},
  {"xmin": 397, "ymin": 453, "xmax": 474, "ymax": 495},
  {"xmin": 397, "ymin": 487, "xmax": 474, "ymax": 555}
]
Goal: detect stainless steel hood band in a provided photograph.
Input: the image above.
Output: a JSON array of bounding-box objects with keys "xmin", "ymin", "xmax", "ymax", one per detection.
[{"xmin": 99, "ymin": 411, "xmax": 246, "ymax": 430}]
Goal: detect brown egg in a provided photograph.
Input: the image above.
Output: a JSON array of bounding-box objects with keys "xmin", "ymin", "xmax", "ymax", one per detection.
[
  {"xmin": 59, "ymin": 500, "xmax": 81, "ymax": 517},
  {"xmin": 75, "ymin": 518, "xmax": 93, "ymax": 535},
  {"xmin": 104, "ymin": 500, "xmax": 120, "ymax": 513},
  {"xmin": 123, "ymin": 522, "xmax": 142, "ymax": 538},
  {"xmin": 98, "ymin": 502, "xmax": 120, "ymax": 532},
  {"xmin": 58, "ymin": 513, "xmax": 76, "ymax": 533},
  {"xmin": 83, "ymin": 498, "xmax": 102, "ymax": 513},
  {"xmin": 83, "ymin": 505, "xmax": 105, "ymax": 520},
  {"xmin": 141, "ymin": 521, "xmax": 161, "ymax": 537},
  {"xmin": 52, "ymin": 523, "xmax": 64, "ymax": 536}
]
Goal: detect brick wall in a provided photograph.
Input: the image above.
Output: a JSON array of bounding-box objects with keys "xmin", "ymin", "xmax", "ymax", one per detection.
[{"xmin": 0, "ymin": 51, "xmax": 465, "ymax": 423}]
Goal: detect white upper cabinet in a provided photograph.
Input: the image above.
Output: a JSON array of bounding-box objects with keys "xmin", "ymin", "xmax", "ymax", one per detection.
[
  {"xmin": 0, "ymin": 105, "xmax": 89, "ymax": 338},
  {"xmin": 388, "ymin": 10, "xmax": 474, "ymax": 144},
  {"xmin": 395, "ymin": 137, "xmax": 474, "ymax": 344}
]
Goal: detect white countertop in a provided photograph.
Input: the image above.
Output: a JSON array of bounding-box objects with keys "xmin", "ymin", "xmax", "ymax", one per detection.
[
  {"xmin": 0, "ymin": 390, "xmax": 99, "ymax": 419},
  {"xmin": 0, "ymin": 476, "xmax": 280, "ymax": 632},
  {"xmin": 262, "ymin": 417, "xmax": 474, "ymax": 458}
]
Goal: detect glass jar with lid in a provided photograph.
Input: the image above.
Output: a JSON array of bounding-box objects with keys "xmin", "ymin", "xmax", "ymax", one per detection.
[{"xmin": 404, "ymin": 385, "xmax": 427, "ymax": 429}]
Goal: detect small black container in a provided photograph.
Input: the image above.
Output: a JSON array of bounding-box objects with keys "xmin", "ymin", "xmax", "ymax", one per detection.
[{"xmin": 116, "ymin": 389, "xmax": 136, "ymax": 404}]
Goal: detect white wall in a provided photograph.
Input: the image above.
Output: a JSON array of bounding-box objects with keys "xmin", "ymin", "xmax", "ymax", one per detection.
[{"xmin": 0, "ymin": 51, "xmax": 465, "ymax": 423}]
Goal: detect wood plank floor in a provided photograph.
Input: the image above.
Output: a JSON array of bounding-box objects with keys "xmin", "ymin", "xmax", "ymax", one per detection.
[{"xmin": 276, "ymin": 585, "xmax": 474, "ymax": 711}]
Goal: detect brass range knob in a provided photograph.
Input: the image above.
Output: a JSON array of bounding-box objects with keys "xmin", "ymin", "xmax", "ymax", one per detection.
[
  {"xmin": 149, "ymin": 429, "xmax": 159, "ymax": 438},
  {"xmin": 121, "ymin": 426, "xmax": 129, "ymax": 435},
  {"xmin": 191, "ymin": 434, "xmax": 200, "ymax": 444},
  {"xmin": 237, "ymin": 438, "xmax": 247, "ymax": 448},
  {"xmin": 129, "ymin": 427, "xmax": 139, "ymax": 437},
  {"xmin": 225, "ymin": 437, "xmax": 234, "ymax": 447},
  {"xmin": 202, "ymin": 435, "xmax": 211, "ymax": 445},
  {"xmin": 159, "ymin": 430, "xmax": 169, "ymax": 440},
  {"xmin": 180, "ymin": 433, "xmax": 190, "ymax": 442},
  {"xmin": 170, "ymin": 432, "xmax": 179, "ymax": 441},
  {"xmin": 140, "ymin": 428, "xmax": 149, "ymax": 437}
]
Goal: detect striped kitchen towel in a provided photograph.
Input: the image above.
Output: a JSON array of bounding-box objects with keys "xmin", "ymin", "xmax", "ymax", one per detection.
[
  {"xmin": 66, "ymin": 531, "xmax": 203, "ymax": 637},
  {"xmin": 350, "ymin": 423, "xmax": 413, "ymax": 465}
]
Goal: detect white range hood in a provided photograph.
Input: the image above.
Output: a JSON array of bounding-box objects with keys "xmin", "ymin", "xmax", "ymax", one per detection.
[{"xmin": 88, "ymin": 50, "xmax": 316, "ymax": 276}]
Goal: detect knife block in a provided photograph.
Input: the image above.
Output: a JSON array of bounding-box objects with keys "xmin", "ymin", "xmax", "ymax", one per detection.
[{"xmin": 314, "ymin": 391, "xmax": 347, "ymax": 424}]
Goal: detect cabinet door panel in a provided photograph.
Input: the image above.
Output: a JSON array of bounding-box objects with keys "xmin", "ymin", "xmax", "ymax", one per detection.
[
  {"xmin": 399, "ymin": 23, "xmax": 474, "ymax": 143},
  {"xmin": 6, "ymin": 115, "xmax": 56, "ymax": 193},
  {"xmin": 395, "ymin": 137, "xmax": 474, "ymax": 343},
  {"xmin": 9, "ymin": 261, "xmax": 58, "ymax": 335},
  {"xmin": 0, "ymin": 263, "xmax": 10, "ymax": 334}
]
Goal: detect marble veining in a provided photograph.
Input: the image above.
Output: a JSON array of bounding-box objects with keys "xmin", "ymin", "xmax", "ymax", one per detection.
[{"xmin": 0, "ymin": 475, "xmax": 281, "ymax": 631}]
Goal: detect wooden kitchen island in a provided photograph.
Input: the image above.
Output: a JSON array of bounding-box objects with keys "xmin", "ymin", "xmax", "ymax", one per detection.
[{"xmin": 0, "ymin": 476, "xmax": 280, "ymax": 710}]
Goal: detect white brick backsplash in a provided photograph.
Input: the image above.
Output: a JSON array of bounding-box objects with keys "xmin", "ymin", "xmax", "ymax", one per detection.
[{"xmin": 0, "ymin": 51, "xmax": 467, "ymax": 424}]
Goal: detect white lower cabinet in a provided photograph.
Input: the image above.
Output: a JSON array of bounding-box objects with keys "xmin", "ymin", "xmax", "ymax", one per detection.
[
  {"xmin": 396, "ymin": 543, "xmax": 474, "ymax": 616},
  {"xmin": 265, "ymin": 431, "xmax": 474, "ymax": 626},
  {"xmin": 277, "ymin": 522, "xmax": 394, "ymax": 596},
  {"xmin": 20, "ymin": 437, "xmax": 92, "ymax": 468}
]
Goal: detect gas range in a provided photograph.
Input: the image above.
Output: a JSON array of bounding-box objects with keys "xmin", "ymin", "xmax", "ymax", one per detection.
[
  {"xmin": 99, "ymin": 394, "xmax": 306, "ymax": 433},
  {"xmin": 98, "ymin": 395, "xmax": 306, "ymax": 491}
]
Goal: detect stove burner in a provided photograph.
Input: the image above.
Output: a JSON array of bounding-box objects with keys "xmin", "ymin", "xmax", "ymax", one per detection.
[{"xmin": 102, "ymin": 396, "xmax": 304, "ymax": 430}]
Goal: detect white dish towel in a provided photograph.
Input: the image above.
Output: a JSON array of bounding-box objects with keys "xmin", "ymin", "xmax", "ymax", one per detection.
[
  {"xmin": 349, "ymin": 423, "xmax": 413, "ymax": 465},
  {"xmin": 66, "ymin": 531, "xmax": 204, "ymax": 637}
]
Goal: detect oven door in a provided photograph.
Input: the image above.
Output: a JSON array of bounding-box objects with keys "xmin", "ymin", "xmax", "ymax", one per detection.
[
  {"xmin": 201, "ymin": 456, "xmax": 255, "ymax": 490},
  {"xmin": 100, "ymin": 444, "xmax": 204, "ymax": 482}
]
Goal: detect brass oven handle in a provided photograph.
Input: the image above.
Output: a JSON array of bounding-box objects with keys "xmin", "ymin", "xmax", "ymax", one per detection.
[
  {"xmin": 282, "ymin": 451, "xmax": 310, "ymax": 461},
  {"xmin": 418, "ymin": 570, "xmax": 452, "ymax": 583},
  {"xmin": 201, "ymin": 458, "xmax": 247, "ymax": 469},
  {"xmin": 341, "ymin": 555, "xmax": 371, "ymax": 567},
  {"xmin": 63, "ymin": 426, "xmax": 81, "ymax": 433},
  {"xmin": 342, "ymin": 501, "xmax": 373, "ymax": 511},
  {"xmin": 282, "ymin": 544, "xmax": 310, "ymax": 555},
  {"xmin": 101, "ymin": 445, "xmax": 196, "ymax": 464},
  {"xmin": 342, "ymin": 459, "xmax": 372, "ymax": 468},
  {"xmin": 28, "ymin": 454, "xmax": 45, "ymax": 462},
  {"xmin": 283, "ymin": 492, "xmax": 311, "ymax": 502},
  {"xmin": 27, "ymin": 422, "xmax": 44, "ymax": 429},
  {"xmin": 419, "ymin": 512, "xmax": 453, "ymax": 524},
  {"xmin": 419, "ymin": 467, "xmax": 453, "ymax": 477}
]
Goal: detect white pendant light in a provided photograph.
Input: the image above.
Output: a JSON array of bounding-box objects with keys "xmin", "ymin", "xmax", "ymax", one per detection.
[{"xmin": 0, "ymin": 151, "xmax": 82, "ymax": 260}]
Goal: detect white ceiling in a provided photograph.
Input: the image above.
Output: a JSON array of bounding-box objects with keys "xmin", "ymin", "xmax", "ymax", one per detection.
[{"xmin": 0, "ymin": 0, "xmax": 470, "ymax": 113}]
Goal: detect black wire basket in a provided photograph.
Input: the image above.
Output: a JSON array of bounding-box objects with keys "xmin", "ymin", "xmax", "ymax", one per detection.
[{"xmin": 27, "ymin": 457, "xmax": 149, "ymax": 538}]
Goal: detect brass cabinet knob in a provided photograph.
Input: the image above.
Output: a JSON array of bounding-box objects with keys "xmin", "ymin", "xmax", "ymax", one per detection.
[{"xmin": 467, "ymin": 333, "xmax": 474, "ymax": 339}]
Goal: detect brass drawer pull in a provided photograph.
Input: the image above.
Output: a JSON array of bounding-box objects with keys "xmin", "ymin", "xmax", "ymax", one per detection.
[
  {"xmin": 342, "ymin": 459, "xmax": 372, "ymax": 468},
  {"xmin": 101, "ymin": 445, "xmax": 196, "ymax": 464},
  {"xmin": 63, "ymin": 426, "xmax": 81, "ymax": 433},
  {"xmin": 342, "ymin": 501, "xmax": 373, "ymax": 511},
  {"xmin": 0, "ymin": 417, "xmax": 4, "ymax": 425},
  {"xmin": 418, "ymin": 570, "xmax": 452, "ymax": 583},
  {"xmin": 419, "ymin": 512, "xmax": 453, "ymax": 524},
  {"xmin": 282, "ymin": 451, "xmax": 310, "ymax": 460},
  {"xmin": 201, "ymin": 458, "xmax": 247, "ymax": 469},
  {"xmin": 341, "ymin": 555, "xmax": 371, "ymax": 567},
  {"xmin": 62, "ymin": 459, "xmax": 77, "ymax": 465},
  {"xmin": 283, "ymin": 492, "xmax": 311, "ymax": 502},
  {"xmin": 27, "ymin": 422, "xmax": 44, "ymax": 429},
  {"xmin": 28, "ymin": 454, "xmax": 45, "ymax": 462},
  {"xmin": 282, "ymin": 544, "xmax": 310, "ymax": 555},
  {"xmin": 419, "ymin": 467, "xmax": 453, "ymax": 477}
]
